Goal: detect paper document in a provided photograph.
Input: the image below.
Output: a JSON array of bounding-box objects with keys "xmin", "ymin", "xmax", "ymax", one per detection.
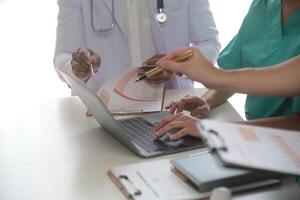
[
  {"xmin": 198, "ymin": 120, "xmax": 300, "ymax": 176},
  {"xmin": 98, "ymin": 68, "xmax": 165, "ymax": 114},
  {"xmin": 108, "ymin": 159, "xmax": 209, "ymax": 200}
]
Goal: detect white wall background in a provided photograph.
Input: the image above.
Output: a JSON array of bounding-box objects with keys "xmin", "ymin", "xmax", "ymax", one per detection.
[{"xmin": 0, "ymin": 0, "xmax": 252, "ymax": 118}]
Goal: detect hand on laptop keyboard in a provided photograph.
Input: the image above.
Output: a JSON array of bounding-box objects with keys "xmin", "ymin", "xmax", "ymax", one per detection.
[{"xmin": 154, "ymin": 113, "xmax": 200, "ymax": 140}]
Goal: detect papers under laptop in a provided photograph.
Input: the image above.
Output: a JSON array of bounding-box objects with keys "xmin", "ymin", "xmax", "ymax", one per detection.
[{"xmin": 98, "ymin": 68, "xmax": 165, "ymax": 114}]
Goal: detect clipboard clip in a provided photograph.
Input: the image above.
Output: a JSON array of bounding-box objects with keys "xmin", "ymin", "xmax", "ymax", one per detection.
[
  {"xmin": 116, "ymin": 175, "xmax": 142, "ymax": 198},
  {"xmin": 205, "ymin": 129, "xmax": 228, "ymax": 152}
]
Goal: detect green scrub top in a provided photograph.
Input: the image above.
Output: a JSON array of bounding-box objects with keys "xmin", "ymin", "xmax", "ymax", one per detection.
[{"xmin": 217, "ymin": 0, "xmax": 300, "ymax": 120}]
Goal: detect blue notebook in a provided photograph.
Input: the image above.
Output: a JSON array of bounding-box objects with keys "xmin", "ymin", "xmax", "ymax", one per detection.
[{"xmin": 170, "ymin": 153, "xmax": 283, "ymax": 192}]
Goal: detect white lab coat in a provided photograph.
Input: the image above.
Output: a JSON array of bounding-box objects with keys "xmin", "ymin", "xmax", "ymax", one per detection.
[{"xmin": 54, "ymin": 0, "xmax": 220, "ymax": 92}]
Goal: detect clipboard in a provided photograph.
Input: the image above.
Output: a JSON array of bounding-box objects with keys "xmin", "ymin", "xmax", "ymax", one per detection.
[
  {"xmin": 107, "ymin": 159, "xmax": 209, "ymax": 200},
  {"xmin": 197, "ymin": 120, "xmax": 300, "ymax": 176},
  {"xmin": 107, "ymin": 156, "xmax": 282, "ymax": 200},
  {"xmin": 98, "ymin": 68, "xmax": 165, "ymax": 115}
]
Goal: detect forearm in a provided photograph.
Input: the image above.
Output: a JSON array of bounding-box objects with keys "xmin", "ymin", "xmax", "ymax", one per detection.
[
  {"xmin": 201, "ymin": 89, "xmax": 234, "ymax": 109},
  {"xmin": 238, "ymin": 114, "xmax": 300, "ymax": 131},
  {"xmin": 210, "ymin": 55, "xmax": 300, "ymax": 96}
]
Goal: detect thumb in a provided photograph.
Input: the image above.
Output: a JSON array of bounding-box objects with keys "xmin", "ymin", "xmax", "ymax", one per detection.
[{"xmin": 159, "ymin": 60, "xmax": 182, "ymax": 73}]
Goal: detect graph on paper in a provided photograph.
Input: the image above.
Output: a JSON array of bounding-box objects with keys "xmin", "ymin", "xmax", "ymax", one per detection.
[{"xmin": 97, "ymin": 68, "xmax": 165, "ymax": 114}]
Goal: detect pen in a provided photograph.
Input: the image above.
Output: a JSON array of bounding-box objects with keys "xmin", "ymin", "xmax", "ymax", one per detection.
[{"xmin": 135, "ymin": 49, "xmax": 193, "ymax": 82}]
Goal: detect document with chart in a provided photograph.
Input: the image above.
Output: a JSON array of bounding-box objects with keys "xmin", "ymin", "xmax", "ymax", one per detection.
[
  {"xmin": 97, "ymin": 68, "xmax": 165, "ymax": 114},
  {"xmin": 197, "ymin": 120, "xmax": 300, "ymax": 176}
]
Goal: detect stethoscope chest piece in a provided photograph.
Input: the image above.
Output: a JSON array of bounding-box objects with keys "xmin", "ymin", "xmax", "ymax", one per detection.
[
  {"xmin": 156, "ymin": 0, "xmax": 167, "ymax": 24},
  {"xmin": 156, "ymin": 9, "xmax": 167, "ymax": 24}
]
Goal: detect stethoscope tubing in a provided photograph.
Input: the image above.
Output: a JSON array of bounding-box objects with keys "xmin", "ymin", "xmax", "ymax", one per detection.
[
  {"xmin": 91, "ymin": 0, "xmax": 115, "ymax": 33},
  {"xmin": 91, "ymin": 0, "xmax": 166, "ymax": 33}
]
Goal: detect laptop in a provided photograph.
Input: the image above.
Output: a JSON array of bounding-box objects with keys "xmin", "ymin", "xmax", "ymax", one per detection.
[{"xmin": 59, "ymin": 70, "xmax": 204, "ymax": 158}]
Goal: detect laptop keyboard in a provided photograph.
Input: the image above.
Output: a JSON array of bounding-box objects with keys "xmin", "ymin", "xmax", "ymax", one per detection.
[{"xmin": 118, "ymin": 117, "xmax": 174, "ymax": 152}]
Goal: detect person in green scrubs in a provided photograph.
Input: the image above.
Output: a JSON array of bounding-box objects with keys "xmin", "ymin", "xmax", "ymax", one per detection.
[
  {"xmin": 153, "ymin": 0, "xmax": 300, "ymax": 186},
  {"xmin": 216, "ymin": 0, "xmax": 300, "ymax": 120},
  {"xmin": 153, "ymin": 0, "xmax": 300, "ymax": 141}
]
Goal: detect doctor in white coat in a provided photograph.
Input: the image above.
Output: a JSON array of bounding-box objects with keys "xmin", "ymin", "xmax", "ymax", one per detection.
[{"xmin": 54, "ymin": 0, "xmax": 220, "ymax": 92}]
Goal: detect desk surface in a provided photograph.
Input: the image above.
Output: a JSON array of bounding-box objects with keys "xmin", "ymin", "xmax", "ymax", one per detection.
[{"xmin": 0, "ymin": 88, "xmax": 298, "ymax": 200}]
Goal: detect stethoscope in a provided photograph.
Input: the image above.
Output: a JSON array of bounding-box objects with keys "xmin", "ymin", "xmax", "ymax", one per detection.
[{"xmin": 91, "ymin": 0, "xmax": 167, "ymax": 33}]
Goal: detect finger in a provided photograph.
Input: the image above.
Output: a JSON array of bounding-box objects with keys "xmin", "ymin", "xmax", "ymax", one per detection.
[
  {"xmin": 180, "ymin": 97, "xmax": 205, "ymax": 112},
  {"xmin": 169, "ymin": 103, "xmax": 180, "ymax": 114},
  {"xmin": 170, "ymin": 128, "xmax": 190, "ymax": 140},
  {"xmin": 78, "ymin": 48, "xmax": 92, "ymax": 65},
  {"xmin": 146, "ymin": 72, "xmax": 165, "ymax": 81},
  {"xmin": 155, "ymin": 113, "xmax": 182, "ymax": 131},
  {"xmin": 73, "ymin": 52, "xmax": 90, "ymax": 72},
  {"xmin": 154, "ymin": 120, "xmax": 186, "ymax": 139},
  {"xmin": 175, "ymin": 100, "xmax": 187, "ymax": 113},
  {"xmin": 157, "ymin": 47, "xmax": 191, "ymax": 63},
  {"xmin": 91, "ymin": 53, "xmax": 101, "ymax": 67},
  {"xmin": 177, "ymin": 97, "xmax": 194, "ymax": 113},
  {"xmin": 91, "ymin": 55, "xmax": 101, "ymax": 73},
  {"xmin": 155, "ymin": 115, "xmax": 178, "ymax": 132},
  {"xmin": 71, "ymin": 60, "xmax": 89, "ymax": 73},
  {"xmin": 159, "ymin": 60, "xmax": 183, "ymax": 73},
  {"xmin": 147, "ymin": 71, "xmax": 172, "ymax": 82}
]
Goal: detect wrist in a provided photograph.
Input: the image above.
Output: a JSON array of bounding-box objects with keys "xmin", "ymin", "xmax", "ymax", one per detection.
[
  {"xmin": 200, "ymin": 96, "xmax": 212, "ymax": 111},
  {"xmin": 203, "ymin": 67, "xmax": 226, "ymax": 89}
]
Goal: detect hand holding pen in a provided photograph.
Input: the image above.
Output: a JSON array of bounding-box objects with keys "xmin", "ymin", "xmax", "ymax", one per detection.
[
  {"xmin": 156, "ymin": 47, "xmax": 217, "ymax": 86},
  {"xmin": 71, "ymin": 47, "xmax": 101, "ymax": 78},
  {"xmin": 135, "ymin": 49, "xmax": 193, "ymax": 82},
  {"xmin": 137, "ymin": 54, "xmax": 173, "ymax": 84}
]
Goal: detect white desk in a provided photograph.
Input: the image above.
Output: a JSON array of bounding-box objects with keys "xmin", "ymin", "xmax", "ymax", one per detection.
[{"xmin": 0, "ymin": 88, "xmax": 299, "ymax": 200}]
